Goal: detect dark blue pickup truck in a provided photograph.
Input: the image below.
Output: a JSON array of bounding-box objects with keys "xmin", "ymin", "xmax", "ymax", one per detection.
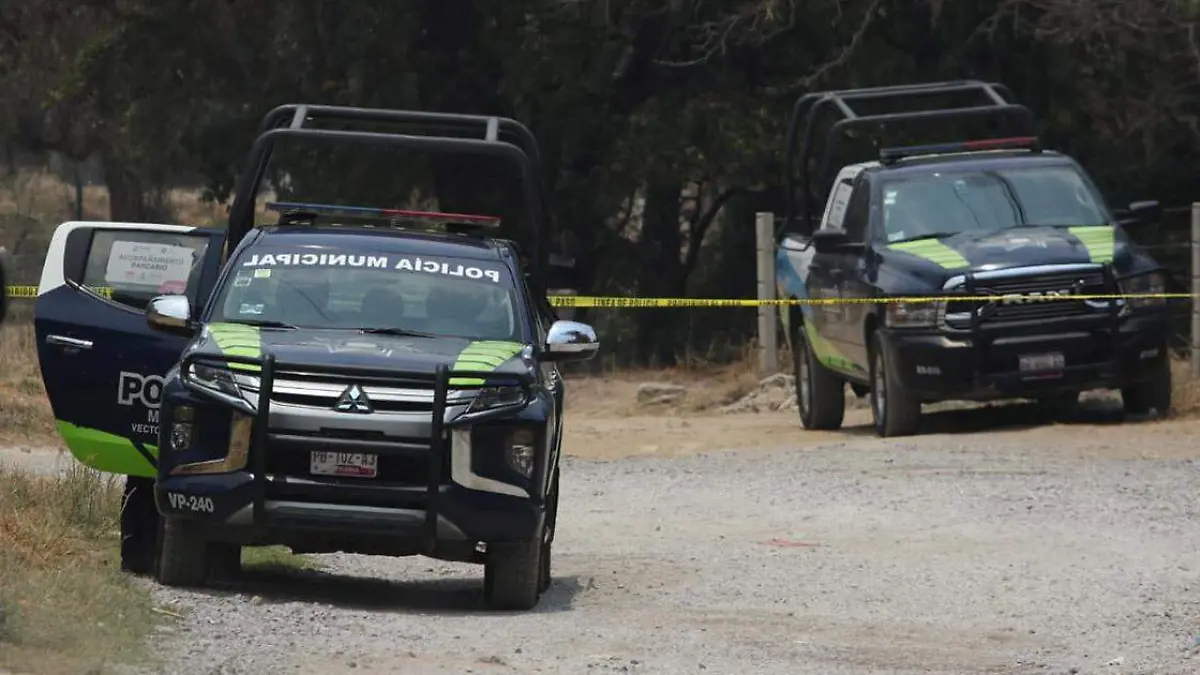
[{"xmin": 775, "ymin": 81, "xmax": 1171, "ymax": 437}]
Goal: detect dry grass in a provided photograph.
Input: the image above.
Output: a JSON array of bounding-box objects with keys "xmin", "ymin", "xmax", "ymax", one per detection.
[
  {"xmin": 0, "ymin": 323, "xmax": 56, "ymax": 444},
  {"xmin": 0, "ymin": 463, "xmax": 159, "ymax": 675},
  {"xmin": 0, "ymin": 169, "xmax": 228, "ymax": 230}
]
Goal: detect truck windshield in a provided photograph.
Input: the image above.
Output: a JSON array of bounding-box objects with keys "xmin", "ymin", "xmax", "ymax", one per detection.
[
  {"xmin": 880, "ymin": 165, "xmax": 1109, "ymax": 243},
  {"xmin": 209, "ymin": 244, "xmax": 521, "ymax": 341}
]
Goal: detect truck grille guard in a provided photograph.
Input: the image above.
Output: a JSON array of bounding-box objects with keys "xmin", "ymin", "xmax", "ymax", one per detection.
[
  {"xmin": 932, "ymin": 262, "xmax": 1124, "ymax": 382},
  {"xmin": 177, "ymin": 350, "xmax": 539, "ymax": 546},
  {"xmin": 938, "ymin": 262, "xmax": 1121, "ymax": 331}
]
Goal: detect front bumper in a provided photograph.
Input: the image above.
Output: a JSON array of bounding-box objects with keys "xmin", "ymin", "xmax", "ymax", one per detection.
[
  {"xmin": 881, "ymin": 310, "xmax": 1168, "ymax": 401},
  {"xmin": 153, "ymin": 353, "xmax": 547, "ymax": 558}
]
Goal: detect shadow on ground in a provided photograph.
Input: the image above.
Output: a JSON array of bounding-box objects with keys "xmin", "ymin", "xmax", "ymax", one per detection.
[
  {"xmin": 840, "ymin": 394, "xmax": 1149, "ymax": 437},
  {"xmin": 197, "ymin": 565, "xmax": 583, "ymax": 616}
]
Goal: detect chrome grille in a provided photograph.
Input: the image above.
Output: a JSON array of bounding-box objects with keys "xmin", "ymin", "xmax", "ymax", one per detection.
[
  {"xmin": 942, "ymin": 264, "xmax": 1113, "ymax": 328},
  {"xmin": 232, "ymin": 370, "xmax": 471, "ymax": 413}
]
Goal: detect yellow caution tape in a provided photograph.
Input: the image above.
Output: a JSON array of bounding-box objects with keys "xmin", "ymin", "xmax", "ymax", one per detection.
[
  {"xmin": 544, "ymin": 293, "xmax": 1193, "ymax": 307},
  {"xmin": 6, "ymin": 285, "xmax": 111, "ymax": 299},
  {"xmin": 4, "ymin": 285, "xmax": 1193, "ymax": 306}
]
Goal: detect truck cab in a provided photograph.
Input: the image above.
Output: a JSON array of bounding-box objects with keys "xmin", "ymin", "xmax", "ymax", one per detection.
[
  {"xmin": 775, "ymin": 82, "xmax": 1171, "ymax": 437},
  {"xmin": 32, "ymin": 104, "xmax": 598, "ymax": 611}
]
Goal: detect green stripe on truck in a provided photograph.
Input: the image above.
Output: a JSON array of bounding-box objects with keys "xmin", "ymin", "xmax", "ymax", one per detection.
[
  {"xmin": 450, "ymin": 341, "xmax": 525, "ymax": 386},
  {"xmin": 887, "ymin": 240, "xmax": 970, "ymax": 269}
]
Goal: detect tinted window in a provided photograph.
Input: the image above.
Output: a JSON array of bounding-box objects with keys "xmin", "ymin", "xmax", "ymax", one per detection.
[
  {"xmin": 80, "ymin": 230, "xmax": 210, "ymax": 311},
  {"xmin": 880, "ymin": 165, "xmax": 1108, "ymax": 242},
  {"xmin": 209, "ymin": 243, "xmax": 521, "ymax": 341},
  {"xmin": 841, "ymin": 182, "xmax": 871, "ymax": 242}
]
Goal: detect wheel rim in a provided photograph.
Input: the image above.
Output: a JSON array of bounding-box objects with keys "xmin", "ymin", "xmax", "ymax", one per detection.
[{"xmin": 873, "ymin": 350, "xmax": 886, "ymax": 422}]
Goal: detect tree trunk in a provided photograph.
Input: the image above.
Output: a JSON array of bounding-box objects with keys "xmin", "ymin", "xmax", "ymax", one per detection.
[
  {"xmin": 634, "ymin": 179, "xmax": 684, "ymax": 366},
  {"xmin": 102, "ymin": 153, "xmax": 147, "ymax": 222}
]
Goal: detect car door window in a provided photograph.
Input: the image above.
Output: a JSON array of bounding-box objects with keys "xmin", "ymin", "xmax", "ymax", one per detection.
[{"xmin": 76, "ymin": 230, "xmax": 211, "ymax": 312}]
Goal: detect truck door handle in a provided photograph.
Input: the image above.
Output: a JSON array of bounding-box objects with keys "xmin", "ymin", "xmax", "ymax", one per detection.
[{"xmin": 46, "ymin": 334, "xmax": 93, "ymax": 350}]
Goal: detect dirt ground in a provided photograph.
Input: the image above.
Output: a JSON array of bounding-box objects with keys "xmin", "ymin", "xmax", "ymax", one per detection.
[{"xmin": 6, "ymin": 374, "xmax": 1200, "ymax": 674}]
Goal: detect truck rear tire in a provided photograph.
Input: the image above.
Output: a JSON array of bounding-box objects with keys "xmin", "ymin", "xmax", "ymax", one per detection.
[
  {"xmin": 157, "ymin": 517, "xmax": 213, "ymax": 588},
  {"xmin": 1122, "ymin": 355, "xmax": 1172, "ymax": 418},
  {"xmin": 484, "ymin": 537, "xmax": 543, "ymax": 611},
  {"xmin": 869, "ymin": 331, "xmax": 921, "ymax": 437},
  {"xmin": 793, "ymin": 323, "xmax": 845, "ymax": 430},
  {"xmin": 119, "ymin": 476, "xmax": 161, "ymax": 576}
]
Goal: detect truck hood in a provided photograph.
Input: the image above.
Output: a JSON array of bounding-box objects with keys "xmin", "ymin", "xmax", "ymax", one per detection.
[
  {"xmin": 185, "ymin": 323, "xmax": 533, "ymax": 379},
  {"xmin": 884, "ymin": 225, "xmax": 1128, "ymax": 271}
]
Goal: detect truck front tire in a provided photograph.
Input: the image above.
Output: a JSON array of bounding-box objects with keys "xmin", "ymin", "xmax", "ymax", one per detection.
[
  {"xmin": 1122, "ymin": 355, "xmax": 1172, "ymax": 418},
  {"xmin": 869, "ymin": 331, "xmax": 921, "ymax": 437},
  {"xmin": 793, "ymin": 323, "xmax": 845, "ymax": 430},
  {"xmin": 484, "ymin": 536, "xmax": 543, "ymax": 611},
  {"xmin": 157, "ymin": 517, "xmax": 214, "ymax": 588}
]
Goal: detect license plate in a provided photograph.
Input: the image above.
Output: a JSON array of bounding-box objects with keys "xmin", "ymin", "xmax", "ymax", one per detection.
[
  {"xmin": 310, "ymin": 451, "xmax": 378, "ymax": 478},
  {"xmin": 1019, "ymin": 352, "xmax": 1065, "ymax": 373}
]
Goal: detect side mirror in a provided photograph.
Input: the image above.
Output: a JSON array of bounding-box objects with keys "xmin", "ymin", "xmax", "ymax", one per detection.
[
  {"xmin": 811, "ymin": 229, "xmax": 864, "ymax": 254},
  {"xmin": 146, "ymin": 294, "xmax": 196, "ymax": 337},
  {"xmin": 1120, "ymin": 200, "xmax": 1161, "ymax": 228},
  {"xmin": 544, "ymin": 319, "xmax": 599, "ymax": 362}
]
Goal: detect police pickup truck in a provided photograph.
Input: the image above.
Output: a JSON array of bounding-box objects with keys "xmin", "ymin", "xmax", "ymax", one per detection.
[
  {"xmin": 776, "ymin": 81, "xmax": 1171, "ymax": 437},
  {"xmin": 32, "ymin": 105, "xmax": 597, "ymax": 610}
]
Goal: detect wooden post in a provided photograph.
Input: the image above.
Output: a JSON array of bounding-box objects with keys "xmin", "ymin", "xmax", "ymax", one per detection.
[
  {"xmin": 755, "ymin": 212, "xmax": 779, "ymax": 376},
  {"xmin": 1191, "ymin": 202, "xmax": 1200, "ymax": 378}
]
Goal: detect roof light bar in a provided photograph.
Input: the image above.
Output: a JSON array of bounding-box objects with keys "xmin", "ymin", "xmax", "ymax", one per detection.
[
  {"xmin": 879, "ymin": 136, "xmax": 1041, "ymax": 164},
  {"xmin": 266, "ymin": 201, "xmax": 502, "ymax": 228}
]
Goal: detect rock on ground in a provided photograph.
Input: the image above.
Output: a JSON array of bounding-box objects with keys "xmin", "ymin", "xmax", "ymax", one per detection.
[{"xmin": 635, "ymin": 382, "xmax": 688, "ymax": 405}]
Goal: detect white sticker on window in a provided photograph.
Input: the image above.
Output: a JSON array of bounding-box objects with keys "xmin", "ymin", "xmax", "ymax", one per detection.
[
  {"xmin": 104, "ymin": 241, "xmax": 196, "ymax": 293},
  {"xmin": 825, "ymin": 185, "xmax": 852, "ymax": 229}
]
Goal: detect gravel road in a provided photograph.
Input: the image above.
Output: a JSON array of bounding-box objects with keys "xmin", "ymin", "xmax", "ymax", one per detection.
[{"xmin": 9, "ymin": 398, "xmax": 1200, "ymax": 675}]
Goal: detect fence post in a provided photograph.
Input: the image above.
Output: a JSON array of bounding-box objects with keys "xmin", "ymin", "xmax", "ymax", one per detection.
[
  {"xmin": 1192, "ymin": 202, "xmax": 1200, "ymax": 378},
  {"xmin": 755, "ymin": 212, "xmax": 779, "ymax": 377}
]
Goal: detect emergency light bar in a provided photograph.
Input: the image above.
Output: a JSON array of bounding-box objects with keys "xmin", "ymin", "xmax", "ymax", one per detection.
[
  {"xmin": 879, "ymin": 136, "xmax": 1041, "ymax": 165},
  {"xmin": 266, "ymin": 201, "xmax": 502, "ymax": 229}
]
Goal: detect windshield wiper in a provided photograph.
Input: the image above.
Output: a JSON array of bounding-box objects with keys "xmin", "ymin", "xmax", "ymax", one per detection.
[
  {"xmin": 360, "ymin": 327, "xmax": 437, "ymax": 338},
  {"xmin": 225, "ymin": 319, "xmax": 296, "ymax": 329}
]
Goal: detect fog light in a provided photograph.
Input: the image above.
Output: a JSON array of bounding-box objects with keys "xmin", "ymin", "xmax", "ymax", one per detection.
[
  {"xmin": 170, "ymin": 406, "xmax": 195, "ymax": 451},
  {"xmin": 505, "ymin": 428, "xmax": 536, "ymax": 478}
]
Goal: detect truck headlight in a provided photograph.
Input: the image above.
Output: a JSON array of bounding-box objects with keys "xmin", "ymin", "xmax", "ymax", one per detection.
[
  {"xmin": 886, "ymin": 300, "xmax": 939, "ymax": 328},
  {"xmin": 183, "ymin": 363, "xmax": 259, "ymax": 412},
  {"xmin": 505, "ymin": 427, "xmax": 537, "ymax": 478},
  {"xmin": 1118, "ymin": 271, "xmax": 1166, "ymax": 310},
  {"xmin": 464, "ymin": 386, "xmax": 527, "ymax": 415}
]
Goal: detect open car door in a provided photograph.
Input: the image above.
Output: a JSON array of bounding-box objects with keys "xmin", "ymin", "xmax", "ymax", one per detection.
[{"xmin": 34, "ymin": 222, "xmax": 227, "ymax": 477}]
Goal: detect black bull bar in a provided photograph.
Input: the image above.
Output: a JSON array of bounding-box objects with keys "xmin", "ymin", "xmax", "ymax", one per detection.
[{"xmin": 177, "ymin": 350, "xmax": 540, "ymax": 547}]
